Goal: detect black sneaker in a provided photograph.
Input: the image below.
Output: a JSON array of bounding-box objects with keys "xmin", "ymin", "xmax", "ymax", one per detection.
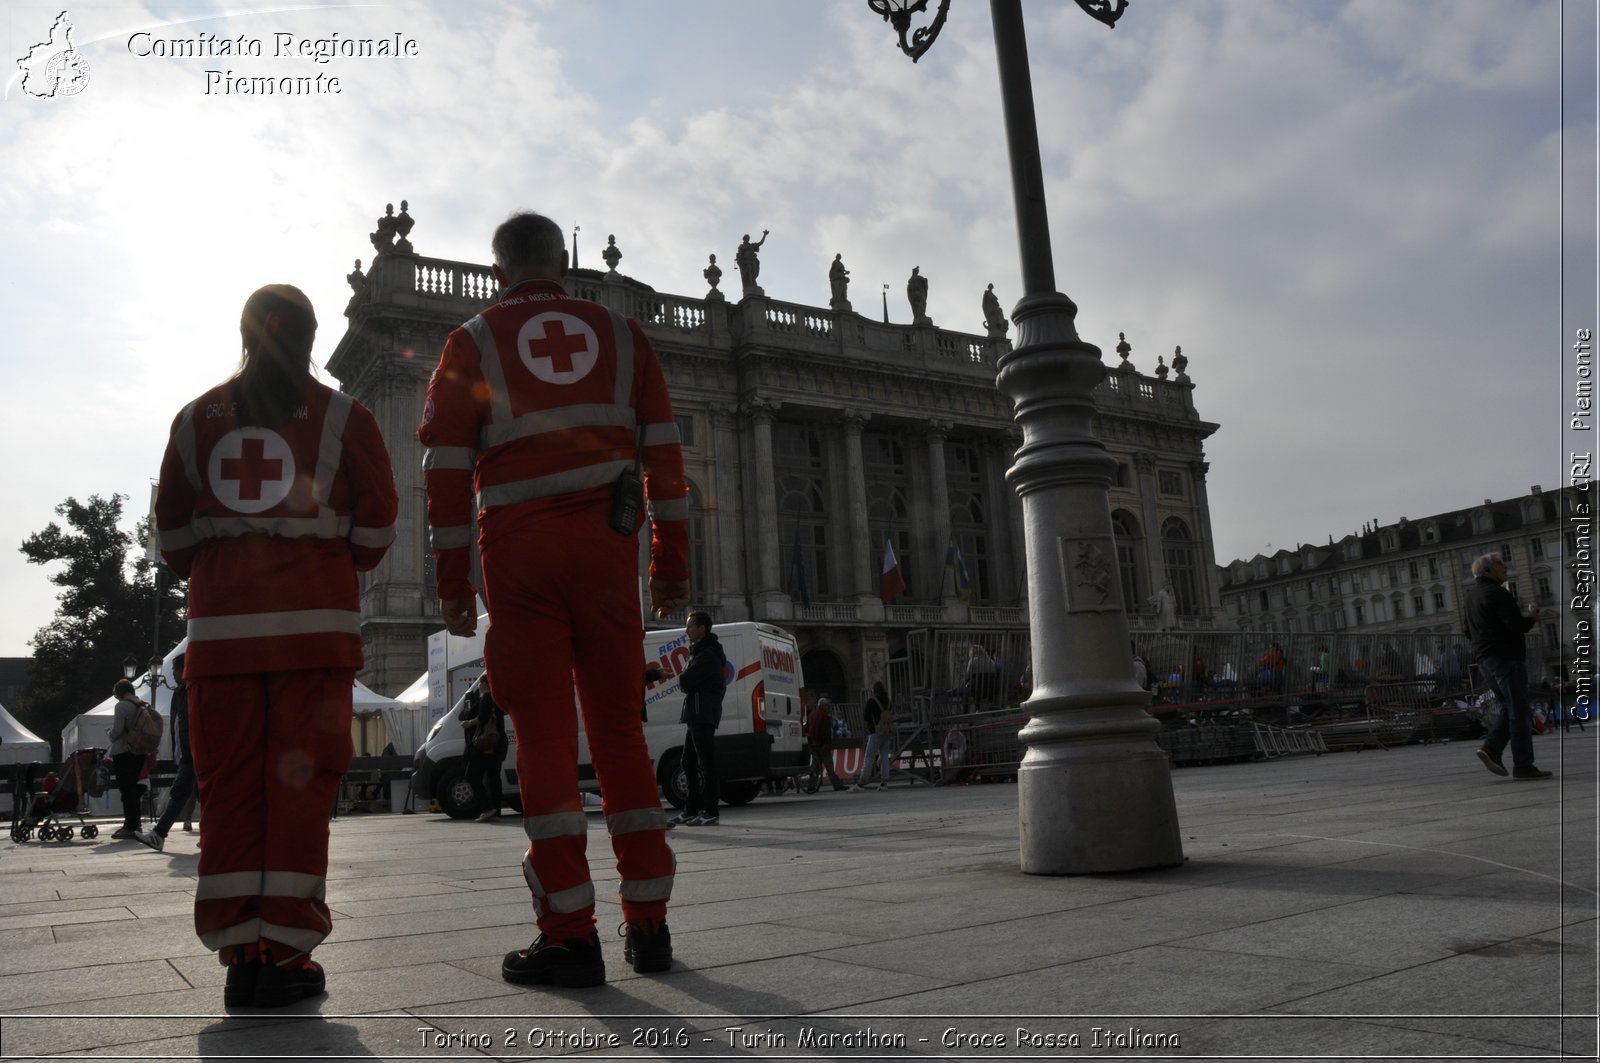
[
  {"xmin": 1476, "ymin": 747, "xmax": 1508, "ymax": 777},
  {"xmin": 620, "ymin": 920, "xmax": 673, "ymax": 973},
  {"xmin": 222, "ymin": 960, "xmax": 262, "ymax": 1008},
  {"xmin": 501, "ymin": 933, "xmax": 604, "ymax": 987},
  {"xmin": 253, "ymin": 959, "xmax": 327, "ymax": 1008},
  {"xmin": 1512, "ymin": 767, "xmax": 1553, "ymax": 780}
]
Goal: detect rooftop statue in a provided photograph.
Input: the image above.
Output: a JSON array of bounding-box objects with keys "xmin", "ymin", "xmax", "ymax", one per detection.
[
  {"xmin": 736, "ymin": 229, "xmax": 769, "ymax": 295},
  {"xmin": 907, "ymin": 266, "xmax": 930, "ymax": 326},
  {"xmin": 829, "ymin": 253, "xmax": 851, "ymax": 311},
  {"xmin": 982, "ymin": 283, "xmax": 1008, "ymax": 339}
]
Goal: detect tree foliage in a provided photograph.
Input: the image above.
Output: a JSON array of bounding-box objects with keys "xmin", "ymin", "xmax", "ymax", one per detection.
[{"xmin": 16, "ymin": 494, "xmax": 185, "ymax": 758}]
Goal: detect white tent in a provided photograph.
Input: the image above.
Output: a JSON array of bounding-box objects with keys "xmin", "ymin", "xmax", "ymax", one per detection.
[
  {"xmin": 1, "ymin": 701, "xmax": 50, "ymax": 765},
  {"xmin": 382, "ymin": 673, "xmax": 431, "ymax": 757}
]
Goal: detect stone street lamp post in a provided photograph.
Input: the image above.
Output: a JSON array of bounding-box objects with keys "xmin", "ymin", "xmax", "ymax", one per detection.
[{"xmin": 869, "ymin": 0, "xmax": 1183, "ymax": 873}]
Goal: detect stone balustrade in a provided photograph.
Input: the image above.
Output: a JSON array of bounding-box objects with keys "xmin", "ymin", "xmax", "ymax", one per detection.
[{"xmin": 348, "ymin": 249, "xmax": 1190, "ymax": 410}]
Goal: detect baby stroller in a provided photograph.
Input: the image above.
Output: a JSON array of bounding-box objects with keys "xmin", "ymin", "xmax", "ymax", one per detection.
[{"xmin": 10, "ymin": 748, "xmax": 105, "ymax": 843}]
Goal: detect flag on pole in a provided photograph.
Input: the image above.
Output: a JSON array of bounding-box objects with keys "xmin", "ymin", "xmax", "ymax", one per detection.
[
  {"xmin": 945, "ymin": 538, "xmax": 972, "ymax": 604},
  {"xmin": 880, "ymin": 538, "xmax": 907, "ymax": 601}
]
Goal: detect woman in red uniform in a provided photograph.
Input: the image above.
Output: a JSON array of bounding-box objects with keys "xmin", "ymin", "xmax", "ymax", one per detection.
[{"xmin": 156, "ymin": 284, "xmax": 397, "ymax": 1008}]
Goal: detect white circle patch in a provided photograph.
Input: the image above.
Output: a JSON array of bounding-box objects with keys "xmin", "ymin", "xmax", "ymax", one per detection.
[
  {"xmin": 517, "ymin": 312, "xmax": 598, "ymax": 384},
  {"xmin": 208, "ymin": 428, "xmax": 295, "ymax": 514}
]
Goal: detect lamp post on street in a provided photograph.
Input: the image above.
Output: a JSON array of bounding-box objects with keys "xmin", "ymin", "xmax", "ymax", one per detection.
[{"xmin": 869, "ymin": 0, "xmax": 1182, "ymax": 873}]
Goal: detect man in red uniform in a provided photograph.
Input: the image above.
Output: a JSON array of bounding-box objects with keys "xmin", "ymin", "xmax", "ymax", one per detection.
[
  {"xmin": 419, "ymin": 211, "xmax": 689, "ymax": 987},
  {"xmin": 156, "ymin": 284, "xmax": 398, "ymax": 1008}
]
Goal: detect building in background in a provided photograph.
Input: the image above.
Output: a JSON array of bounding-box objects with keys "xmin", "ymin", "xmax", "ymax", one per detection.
[
  {"xmin": 1217, "ymin": 486, "xmax": 1579, "ymax": 679},
  {"xmin": 328, "ymin": 204, "xmax": 1223, "ymax": 700}
]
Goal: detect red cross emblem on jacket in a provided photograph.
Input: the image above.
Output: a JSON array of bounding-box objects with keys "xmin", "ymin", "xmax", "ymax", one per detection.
[
  {"xmin": 517, "ymin": 312, "xmax": 598, "ymax": 384},
  {"xmin": 208, "ymin": 428, "xmax": 295, "ymax": 513}
]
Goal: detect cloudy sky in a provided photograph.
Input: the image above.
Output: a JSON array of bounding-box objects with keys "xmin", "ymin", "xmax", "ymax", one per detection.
[{"xmin": 0, "ymin": 0, "xmax": 1590, "ymax": 659}]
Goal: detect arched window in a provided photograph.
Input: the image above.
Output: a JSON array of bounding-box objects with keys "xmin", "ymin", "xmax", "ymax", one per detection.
[
  {"xmin": 869, "ymin": 484, "xmax": 912, "ymax": 599},
  {"xmin": 1111, "ymin": 510, "xmax": 1144, "ymax": 611},
  {"xmin": 1161, "ymin": 516, "xmax": 1200, "ymax": 616},
  {"xmin": 777, "ymin": 424, "xmax": 830, "ymax": 598}
]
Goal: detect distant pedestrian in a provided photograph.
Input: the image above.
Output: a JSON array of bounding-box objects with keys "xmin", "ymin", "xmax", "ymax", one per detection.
[
  {"xmin": 850, "ymin": 682, "xmax": 894, "ymax": 791},
  {"xmin": 937, "ymin": 725, "xmax": 969, "ymax": 786},
  {"xmin": 803, "ymin": 698, "xmax": 845, "ymax": 793},
  {"xmin": 670, "ymin": 611, "xmax": 727, "ymax": 827},
  {"xmin": 106, "ymin": 679, "xmax": 148, "ymax": 840},
  {"xmin": 1466, "ymin": 552, "xmax": 1550, "ymax": 780},
  {"xmin": 963, "ymin": 645, "xmax": 996, "ymax": 712},
  {"xmin": 1131, "ymin": 644, "xmax": 1150, "ymax": 693},
  {"xmin": 460, "ymin": 675, "xmax": 508, "ymax": 821},
  {"xmin": 137, "ymin": 656, "xmax": 194, "ymax": 853}
]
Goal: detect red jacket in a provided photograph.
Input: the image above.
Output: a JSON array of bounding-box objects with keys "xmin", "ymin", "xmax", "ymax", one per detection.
[
  {"xmin": 156, "ymin": 379, "xmax": 398, "ymax": 678},
  {"xmin": 418, "ymin": 279, "xmax": 688, "ymax": 600}
]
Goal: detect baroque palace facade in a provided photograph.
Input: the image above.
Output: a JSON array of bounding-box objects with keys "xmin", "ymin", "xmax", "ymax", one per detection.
[
  {"xmin": 327, "ymin": 205, "xmax": 1223, "ymax": 698},
  {"xmin": 1216, "ymin": 485, "xmax": 1584, "ymax": 678}
]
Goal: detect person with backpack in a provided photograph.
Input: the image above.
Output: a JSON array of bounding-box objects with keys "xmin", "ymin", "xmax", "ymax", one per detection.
[
  {"xmin": 459, "ymin": 675, "xmax": 508, "ymax": 821},
  {"xmin": 850, "ymin": 681, "xmax": 895, "ymax": 791},
  {"xmin": 106, "ymin": 677, "xmax": 151, "ymax": 840}
]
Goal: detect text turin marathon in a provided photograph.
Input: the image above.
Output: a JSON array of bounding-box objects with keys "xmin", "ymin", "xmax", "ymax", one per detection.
[{"xmin": 785, "ymin": 1026, "xmax": 1180, "ymax": 1050}]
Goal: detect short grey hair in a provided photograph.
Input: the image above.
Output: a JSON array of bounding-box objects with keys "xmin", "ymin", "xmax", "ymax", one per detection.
[
  {"xmin": 491, "ymin": 211, "xmax": 565, "ymax": 273},
  {"xmin": 1471, "ymin": 552, "xmax": 1505, "ymax": 577}
]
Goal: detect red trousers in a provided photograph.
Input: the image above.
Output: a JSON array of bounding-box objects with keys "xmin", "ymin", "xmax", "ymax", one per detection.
[
  {"xmin": 188, "ymin": 669, "xmax": 354, "ymax": 963},
  {"xmin": 481, "ymin": 509, "xmax": 674, "ymax": 940}
]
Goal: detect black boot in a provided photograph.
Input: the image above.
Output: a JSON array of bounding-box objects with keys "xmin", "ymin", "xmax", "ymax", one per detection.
[
  {"xmin": 502, "ymin": 932, "xmax": 604, "ymax": 987},
  {"xmin": 620, "ymin": 920, "xmax": 673, "ymax": 974}
]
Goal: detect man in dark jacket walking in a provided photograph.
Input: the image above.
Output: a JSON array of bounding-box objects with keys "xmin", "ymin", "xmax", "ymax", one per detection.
[
  {"xmin": 138, "ymin": 654, "xmax": 195, "ymax": 852},
  {"xmin": 671, "ymin": 612, "xmax": 726, "ymax": 827},
  {"xmin": 1466, "ymin": 552, "xmax": 1551, "ymax": 780}
]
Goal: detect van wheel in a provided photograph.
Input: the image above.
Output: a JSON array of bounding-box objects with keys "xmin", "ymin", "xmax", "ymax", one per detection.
[
  {"xmin": 435, "ymin": 762, "xmax": 481, "ymax": 820},
  {"xmin": 658, "ymin": 750, "xmax": 688, "ymax": 810},
  {"xmin": 719, "ymin": 781, "xmax": 761, "ymax": 806}
]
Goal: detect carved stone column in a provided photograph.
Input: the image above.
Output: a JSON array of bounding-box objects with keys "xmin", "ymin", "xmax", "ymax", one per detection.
[
  {"xmin": 1190, "ymin": 460, "xmax": 1221, "ymax": 616},
  {"xmin": 745, "ymin": 399, "xmax": 784, "ymax": 613},
  {"xmin": 840, "ymin": 411, "xmax": 874, "ymax": 602},
  {"xmin": 923, "ymin": 421, "xmax": 953, "ymax": 600},
  {"xmin": 1133, "ymin": 451, "xmax": 1164, "ymax": 603},
  {"xmin": 710, "ymin": 403, "xmax": 748, "ymax": 619},
  {"xmin": 1004, "ymin": 429, "xmax": 1026, "ymax": 605}
]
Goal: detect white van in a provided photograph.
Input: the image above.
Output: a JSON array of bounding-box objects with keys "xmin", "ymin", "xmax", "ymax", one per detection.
[{"xmin": 411, "ymin": 621, "xmax": 809, "ymax": 818}]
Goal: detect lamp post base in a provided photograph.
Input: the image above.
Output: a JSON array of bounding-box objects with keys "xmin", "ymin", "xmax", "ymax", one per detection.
[{"xmin": 1018, "ymin": 716, "xmax": 1183, "ymax": 874}]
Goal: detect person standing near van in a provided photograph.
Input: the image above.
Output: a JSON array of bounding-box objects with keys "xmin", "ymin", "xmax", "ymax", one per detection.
[
  {"xmin": 803, "ymin": 697, "xmax": 846, "ymax": 793},
  {"xmin": 671, "ymin": 611, "xmax": 727, "ymax": 827},
  {"xmin": 420, "ymin": 211, "xmax": 689, "ymax": 988},
  {"xmin": 850, "ymin": 682, "xmax": 894, "ymax": 791},
  {"xmin": 156, "ymin": 283, "xmax": 399, "ymax": 1008},
  {"xmin": 460, "ymin": 676, "xmax": 508, "ymax": 821}
]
